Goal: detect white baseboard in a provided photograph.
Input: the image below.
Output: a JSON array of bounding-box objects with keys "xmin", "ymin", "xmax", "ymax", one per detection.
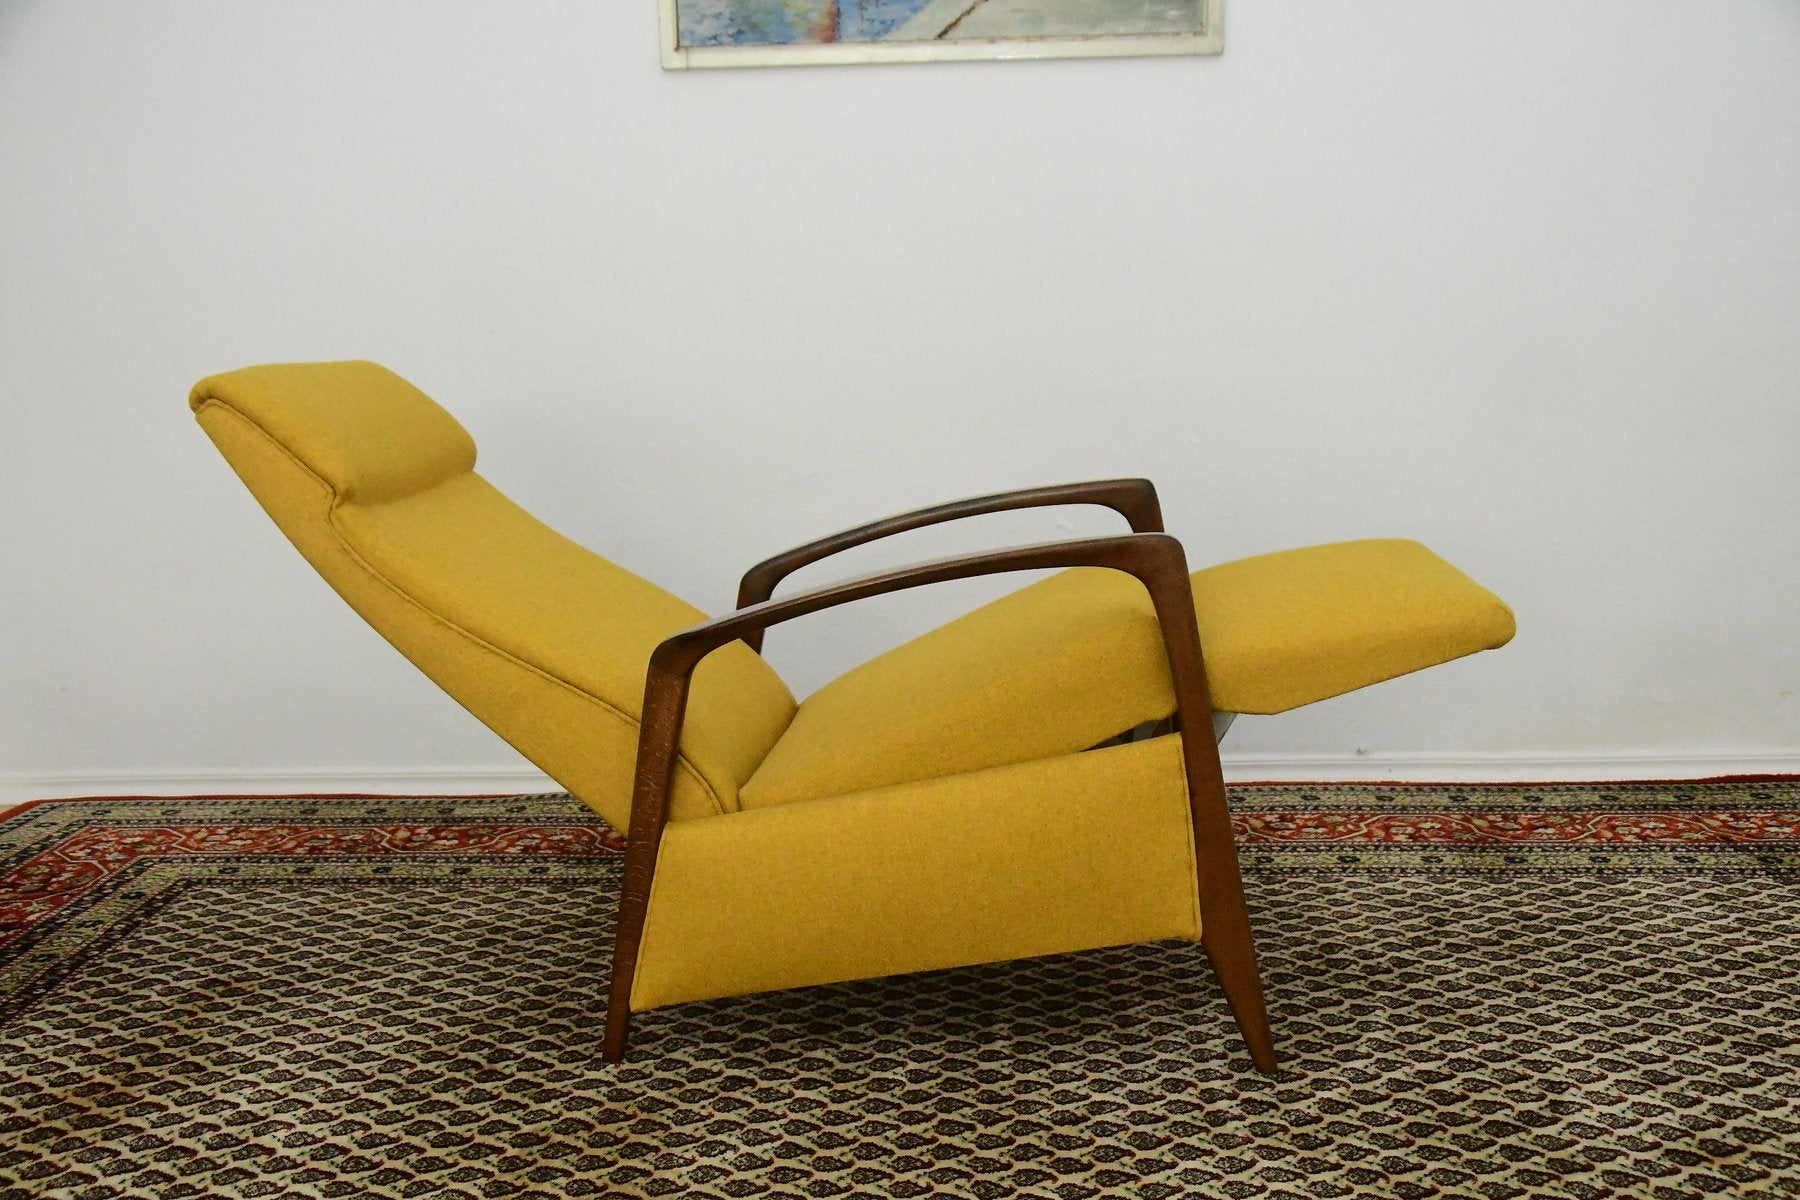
[
  {"xmin": 1218, "ymin": 750, "xmax": 1800, "ymax": 783},
  {"xmin": 3, "ymin": 752, "xmax": 1795, "ymax": 810},
  {"xmin": 0, "ymin": 767, "xmax": 559, "ymax": 808}
]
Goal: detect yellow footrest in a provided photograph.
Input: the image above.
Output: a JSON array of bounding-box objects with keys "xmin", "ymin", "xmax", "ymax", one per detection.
[{"xmin": 1194, "ymin": 539, "xmax": 1515, "ymax": 714}]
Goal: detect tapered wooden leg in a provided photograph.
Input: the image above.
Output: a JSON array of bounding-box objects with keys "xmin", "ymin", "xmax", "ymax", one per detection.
[
  {"xmin": 1198, "ymin": 887, "xmax": 1278, "ymax": 1075},
  {"xmin": 1198, "ymin": 889, "xmax": 1277, "ymax": 1070},
  {"xmin": 601, "ymin": 764, "xmax": 672, "ymax": 1066},
  {"xmin": 1200, "ymin": 877, "xmax": 1278, "ymax": 1074},
  {"xmin": 602, "ymin": 643, "xmax": 693, "ymax": 1066},
  {"xmin": 1204, "ymin": 939, "xmax": 1277, "ymax": 1074},
  {"xmin": 602, "ymin": 832, "xmax": 661, "ymax": 1064},
  {"xmin": 600, "ymin": 877, "xmax": 644, "ymax": 1062},
  {"xmin": 1188, "ymin": 767, "xmax": 1277, "ymax": 1074},
  {"xmin": 601, "ymin": 944, "xmax": 636, "ymax": 1064},
  {"xmin": 1135, "ymin": 553, "xmax": 1278, "ymax": 1074}
]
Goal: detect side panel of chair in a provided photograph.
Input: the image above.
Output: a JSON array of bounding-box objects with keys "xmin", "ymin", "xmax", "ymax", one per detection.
[
  {"xmin": 629, "ymin": 735, "xmax": 1201, "ymax": 1011},
  {"xmin": 194, "ymin": 403, "xmax": 723, "ymax": 829}
]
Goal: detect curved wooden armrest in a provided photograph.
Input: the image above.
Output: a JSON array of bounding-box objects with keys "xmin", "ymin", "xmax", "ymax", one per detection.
[
  {"xmin": 734, "ymin": 479, "xmax": 1163, "ymax": 651},
  {"xmin": 605, "ymin": 529, "xmax": 1231, "ymax": 1061}
]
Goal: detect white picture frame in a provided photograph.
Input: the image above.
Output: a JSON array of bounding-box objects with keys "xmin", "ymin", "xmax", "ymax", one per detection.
[{"xmin": 660, "ymin": 0, "xmax": 1223, "ymax": 70}]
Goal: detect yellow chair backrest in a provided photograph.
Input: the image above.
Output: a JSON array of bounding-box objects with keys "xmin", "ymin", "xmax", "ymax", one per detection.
[{"xmin": 190, "ymin": 361, "xmax": 796, "ymax": 828}]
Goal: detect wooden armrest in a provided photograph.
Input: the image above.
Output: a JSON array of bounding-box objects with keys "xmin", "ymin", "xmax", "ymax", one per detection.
[
  {"xmin": 734, "ymin": 479, "xmax": 1163, "ymax": 651},
  {"xmin": 604, "ymin": 529, "xmax": 1221, "ymax": 1060}
]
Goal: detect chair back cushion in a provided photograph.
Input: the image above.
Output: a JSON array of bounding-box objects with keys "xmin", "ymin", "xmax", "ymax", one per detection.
[{"xmin": 191, "ymin": 361, "xmax": 795, "ymax": 825}]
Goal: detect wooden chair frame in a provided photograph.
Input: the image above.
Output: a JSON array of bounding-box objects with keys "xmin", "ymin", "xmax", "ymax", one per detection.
[{"xmin": 603, "ymin": 480, "xmax": 1276, "ymax": 1073}]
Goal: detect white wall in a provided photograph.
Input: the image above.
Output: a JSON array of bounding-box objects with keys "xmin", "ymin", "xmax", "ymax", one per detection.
[{"xmin": 3, "ymin": 1, "xmax": 1798, "ymax": 798}]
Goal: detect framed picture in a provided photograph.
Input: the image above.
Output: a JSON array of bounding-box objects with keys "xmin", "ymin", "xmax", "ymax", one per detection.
[{"xmin": 660, "ymin": 0, "xmax": 1224, "ymax": 70}]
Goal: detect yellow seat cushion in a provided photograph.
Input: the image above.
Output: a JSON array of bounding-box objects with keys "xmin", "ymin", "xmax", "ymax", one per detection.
[{"xmin": 740, "ymin": 539, "xmax": 1513, "ymax": 810}]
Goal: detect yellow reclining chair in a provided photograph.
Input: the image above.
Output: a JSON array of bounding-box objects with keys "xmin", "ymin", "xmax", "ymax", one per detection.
[{"xmin": 189, "ymin": 361, "xmax": 1515, "ymax": 1073}]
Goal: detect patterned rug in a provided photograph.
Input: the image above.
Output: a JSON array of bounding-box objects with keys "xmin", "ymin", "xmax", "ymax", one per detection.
[{"xmin": 2, "ymin": 782, "xmax": 1797, "ymax": 1199}]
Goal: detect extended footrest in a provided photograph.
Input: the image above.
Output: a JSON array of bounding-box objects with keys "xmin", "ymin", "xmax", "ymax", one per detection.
[{"xmin": 1194, "ymin": 538, "xmax": 1515, "ymax": 714}]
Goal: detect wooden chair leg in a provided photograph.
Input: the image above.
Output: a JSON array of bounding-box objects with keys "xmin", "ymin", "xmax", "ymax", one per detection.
[
  {"xmin": 601, "ymin": 931, "xmax": 637, "ymax": 1064},
  {"xmin": 602, "ymin": 827, "xmax": 662, "ymax": 1064},
  {"xmin": 1197, "ymin": 887, "xmax": 1277, "ymax": 1069},
  {"xmin": 602, "ymin": 644, "xmax": 693, "ymax": 1066},
  {"xmin": 601, "ymin": 855, "xmax": 647, "ymax": 1063},
  {"xmin": 1188, "ymin": 767, "xmax": 1277, "ymax": 1074},
  {"xmin": 1135, "ymin": 552, "xmax": 1279, "ymax": 1074},
  {"xmin": 1204, "ymin": 939, "xmax": 1277, "ymax": 1074}
]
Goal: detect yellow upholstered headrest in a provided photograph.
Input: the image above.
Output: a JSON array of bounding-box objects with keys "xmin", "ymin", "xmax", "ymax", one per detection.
[{"xmin": 189, "ymin": 361, "xmax": 477, "ymax": 504}]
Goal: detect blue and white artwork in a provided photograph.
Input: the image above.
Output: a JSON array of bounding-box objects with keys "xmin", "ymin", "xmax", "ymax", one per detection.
[
  {"xmin": 674, "ymin": 0, "xmax": 1210, "ymax": 50},
  {"xmin": 677, "ymin": 0, "xmax": 924, "ymax": 46}
]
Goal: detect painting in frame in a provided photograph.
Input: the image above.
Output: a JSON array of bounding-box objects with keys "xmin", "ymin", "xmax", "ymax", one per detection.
[{"xmin": 660, "ymin": 0, "xmax": 1224, "ymax": 70}]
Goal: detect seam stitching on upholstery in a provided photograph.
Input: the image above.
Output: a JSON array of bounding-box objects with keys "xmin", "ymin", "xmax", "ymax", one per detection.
[{"xmin": 194, "ymin": 398, "xmax": 731, "ymax": 818}]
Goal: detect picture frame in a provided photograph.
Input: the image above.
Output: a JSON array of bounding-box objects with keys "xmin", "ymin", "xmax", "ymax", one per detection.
[{"xmin": 660, "ymin": 0, "xmax": 1224, "ymax": 70}]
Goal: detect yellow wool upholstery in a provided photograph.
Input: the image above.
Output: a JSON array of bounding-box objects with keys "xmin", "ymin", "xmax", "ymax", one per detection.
[
  {"xmin": 741, "ymin": 540, "xmax": 1514, "ymax": 810},
  {"xmin": 194, "ymin": 360, "xmax": 478, "ymax": 503},
  {"xmin": 1191, "ymin": 539, "xmax": 1516, "ymax": 715},
  {"xmin": 632, "ymin": 736, "xmax": 1198, "ymax": 1010},
  {"xmin": 190, "ymin": 362, "xmax": 796, "ymax": 826}
]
